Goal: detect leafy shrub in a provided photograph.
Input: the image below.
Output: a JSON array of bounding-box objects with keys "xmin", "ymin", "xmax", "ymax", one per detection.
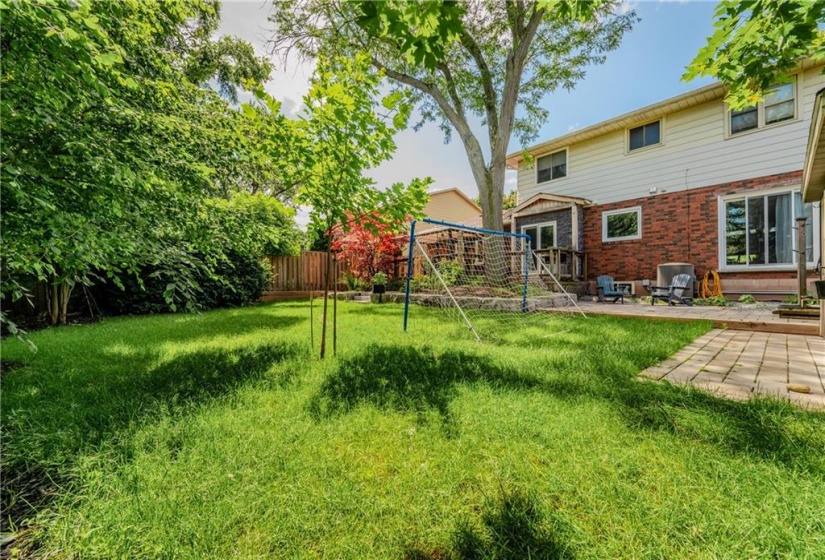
[
  {"xmin": 698, "ymin": 295, "xmax": 729, "ymax": 307},
  {"xmin": 94, "ymin": 251, "xmax": 270, "ymax": 316},
  {"xmin": 410, "ymin": 274, "xmax": 437, "ymax": 292},
  {"xmin": 372, "ymin": 272, "xmax": 388, "ymax": 286},
  {"xmin": 342, "ymin": 273, "xmax": 369, "ymax": 291},
  {"xmin": 197, "ymin": 252, "xmax": 271, "ymax": 309},
  {"xmin": 738, "ymin": 294, "xmax": 757, "ymax": 304},
  {"xmin": 436, "ymin": 259, "xmax": 463, "ymax": 287}
]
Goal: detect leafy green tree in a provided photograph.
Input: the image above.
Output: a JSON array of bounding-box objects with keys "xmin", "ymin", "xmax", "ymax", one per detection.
[
  {"xmin": 0, "ymin": 0, "xmax": 284, "ymax": 326},
  {"xmin": 289, "ymin": 54, "xmax": 430, "ymax": 358},
  {"xmin": 684, "ymin": 0, "xmax": 825, "ymax": 109},
  {"xmin": 268, "ymin": 0, "xmax": 636, "ymax": 233},
  {"xmin": 475, "ymin": 190, "xmax": 518, "ymax": 210}
]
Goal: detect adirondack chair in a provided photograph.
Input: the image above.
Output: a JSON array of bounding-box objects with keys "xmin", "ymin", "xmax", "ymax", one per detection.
[
  {"xmin": 596, "ymin": 275, "xmax": 624, "ymax": 304},
  {"xmin": 649, "ymin": 273, "xmax": 693, "ymax": 306}
]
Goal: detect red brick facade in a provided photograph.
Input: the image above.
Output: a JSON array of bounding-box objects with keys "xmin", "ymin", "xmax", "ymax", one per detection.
[{"xmin": 582, "ymin": 171, "xmax": 810, "ymax": 289}]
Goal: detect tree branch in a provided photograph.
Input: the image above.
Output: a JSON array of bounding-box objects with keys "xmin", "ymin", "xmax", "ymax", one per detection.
[
  {"xmin": 458, "ymin": 28, "xmax": 499, "ymax": 137},
  {"xmin": 370, "ymin": 57, "xmax": 468, "ymax": 135},
  {"xmin": 437, "ymin": 62, "xmax": 465, "ymax": 120}
]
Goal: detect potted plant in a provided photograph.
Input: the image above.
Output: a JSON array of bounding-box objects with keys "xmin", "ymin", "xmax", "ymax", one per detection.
[{"xmin": 372, "ymin": 272, "xmax": 388, "ymax": 294}]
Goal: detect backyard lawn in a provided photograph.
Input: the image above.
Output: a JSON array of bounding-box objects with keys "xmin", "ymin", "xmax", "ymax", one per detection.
[{"xmin": 2, "ymin": 301, "xmax": 824, "ymax": 558}]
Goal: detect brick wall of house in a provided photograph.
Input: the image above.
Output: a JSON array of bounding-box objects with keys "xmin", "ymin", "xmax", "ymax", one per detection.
[{"xmin": 582, "ymin": 171, "xmax": 811, "ymax": 291}]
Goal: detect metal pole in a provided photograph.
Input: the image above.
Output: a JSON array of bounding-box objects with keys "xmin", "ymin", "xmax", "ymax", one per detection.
[
  {"xmin": 403, "ymin": 220, "xmax": 417, "ymax": 331},
  {"xmin": 797, "ymin": 216, "xmax": 807, "ymax": 308},
  {"xmin": 522, "ymin": 235, "xmax": 530, "ymax": 313}
]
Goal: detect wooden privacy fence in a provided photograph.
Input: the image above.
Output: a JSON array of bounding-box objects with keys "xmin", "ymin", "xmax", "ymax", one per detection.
[{"xmin": 266, "ymin": 251, "xmax": 353, "ymax": 292}]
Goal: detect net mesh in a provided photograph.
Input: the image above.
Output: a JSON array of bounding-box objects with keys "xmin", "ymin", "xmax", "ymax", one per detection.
[{"xmin": 404, "ymin": 222, "xmax": 584, "ymax": 343}]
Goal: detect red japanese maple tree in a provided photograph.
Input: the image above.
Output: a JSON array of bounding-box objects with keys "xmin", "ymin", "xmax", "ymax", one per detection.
[{"xmin": 331, "ymin": 214, "xmax": 408, "ymax": 282}]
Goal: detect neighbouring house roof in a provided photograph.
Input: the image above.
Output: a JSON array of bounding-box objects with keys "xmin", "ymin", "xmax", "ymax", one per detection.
[
  {"xmin": 417, "ymin": 187, "xmax": 482, "ymax": 233},
  {"xmin": 427, "ymin": 187, "xmax": 482, "ymax": 212},
  {"xmin": 803, "ymin": 88, "xmax": 825, "ymax": 203}
]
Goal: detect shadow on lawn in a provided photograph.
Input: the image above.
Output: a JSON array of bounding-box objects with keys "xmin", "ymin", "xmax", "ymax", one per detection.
[
  {"xmin": 615, "ymin": 380, "xmax": 825, "ymax": 475},
  {"xmin": 308, "ymin": 344, "xmax": 545, "ymax": 430},
  {"xmin": 312, "ymin": 341, "xmax": 825, "ymax": 476},
  {"xmin": 1, "ymin": 339, "xmax": 303, "ymax": 530},
  {"xmin": 405, "ymin": 487, "xmax": 576, "ymax": 560}
]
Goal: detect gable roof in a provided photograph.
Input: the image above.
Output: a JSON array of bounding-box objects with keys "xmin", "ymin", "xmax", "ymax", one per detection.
[
  {"xmin": 427, "ymin": 187, "xmax": 482, "ymax": 212},
  {"xmin": 511, "ymin": 192, "xmax": 591, "ymax": 214}
]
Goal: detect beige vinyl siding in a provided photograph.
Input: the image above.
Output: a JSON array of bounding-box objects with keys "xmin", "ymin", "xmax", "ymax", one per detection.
[
  {"xmin": 517, "ymin": 67, "xmax": 825, "ymax": 204},
  {"xmin": 418, "ymin": 190, "xmax": 481, "ymax": 231}
]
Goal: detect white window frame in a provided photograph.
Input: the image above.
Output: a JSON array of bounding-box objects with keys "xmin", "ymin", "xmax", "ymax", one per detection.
[
  {"xmin": 535, "ymin": 148, "xmax": 568, "ymax": 185},
  {"xmin": 717, "ymin": 185, "xmax": 820, "ymax": 271},
  {"xmin": 626, "ymin": 119, "xmax": 664, "ymax": 154},
  {"xmin": 602, "ymin": 206, "xmax": 642, "ymax": 242},
  {"xmin": 521, "ymin": 221, "xmax": 558, "ymax": 249},
  {"xmin": 725, "ymin": 77, "xmax": 799, "ymax": 138}
]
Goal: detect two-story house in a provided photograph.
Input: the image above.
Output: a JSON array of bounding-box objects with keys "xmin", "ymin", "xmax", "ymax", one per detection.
[{"xmin": 506, "ymin": 60, "xmax": 824, "ymax": 299}]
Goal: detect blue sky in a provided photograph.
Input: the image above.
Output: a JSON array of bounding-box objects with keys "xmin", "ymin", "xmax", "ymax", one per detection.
[{"xmin": 218, "ymin": 0, "xmax": 721, "ymax": 200}]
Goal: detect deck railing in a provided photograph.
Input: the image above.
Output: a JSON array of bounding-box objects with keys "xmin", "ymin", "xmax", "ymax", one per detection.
[{"xmin": 532, "ymin": 248, "xmax": 587, "ymax": 282}]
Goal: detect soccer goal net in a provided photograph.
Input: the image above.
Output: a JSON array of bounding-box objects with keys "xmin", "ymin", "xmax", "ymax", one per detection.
[{"xmin": 402, "ymin": 218, "xmax": 585, "ymax": 343}]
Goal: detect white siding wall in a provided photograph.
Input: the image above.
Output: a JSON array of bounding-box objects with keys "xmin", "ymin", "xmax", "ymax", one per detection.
[{"xmin": 517, "ymin": 68, "xmax": 825, "ymax": 204}]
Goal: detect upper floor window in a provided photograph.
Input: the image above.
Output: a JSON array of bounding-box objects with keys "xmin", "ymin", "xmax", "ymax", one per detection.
[
  {"xmin": 721, "ymin": 189, "xmax": 816, "ymax": 269},
  {"xmin": 537, "ymin": 150, "xmax": 567, "ymax": 183},
  {"xmin": 729, "ymin": 80, "xmax": 796, "ymax": 136},
  {"xmin": 602, "ymin": 207, "xmax": 642, "ymax": 242},
  {"xmin": 628, "ymin": 121, "xmax": 661, "ymax": 151}
]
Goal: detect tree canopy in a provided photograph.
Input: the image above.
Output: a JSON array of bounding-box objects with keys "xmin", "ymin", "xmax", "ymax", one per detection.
[
  {"xmin": 268, "ymin": 0, "xmax": 636, "ymax": 231},
  {"xmin": 684, "ymin": 0, "xmax": 825, "ymax": 109},
  {"xmin": 1, "ymin": 0, "xmax": 298, "ymax": 326}
]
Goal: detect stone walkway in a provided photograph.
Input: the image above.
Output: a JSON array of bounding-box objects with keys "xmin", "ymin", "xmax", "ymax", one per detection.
[
  {"xmin": 639, "ymin": 329, "xmax": 825, "ymax": 410},
  {"xmin": 554, "ymin": 302, "xmax": 824, "ymax": 409}
]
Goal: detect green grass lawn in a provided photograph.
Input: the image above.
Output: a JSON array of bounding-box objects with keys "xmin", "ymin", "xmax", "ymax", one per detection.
[{"xmin": 2, "ymin": 302, "xmax": 824, "ymax": 558}]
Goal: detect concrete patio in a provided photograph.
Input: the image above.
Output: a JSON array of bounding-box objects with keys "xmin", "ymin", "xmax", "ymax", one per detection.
[{"xmin": 557, "ymin": 301, "xmax": 824, "ymax": 410}]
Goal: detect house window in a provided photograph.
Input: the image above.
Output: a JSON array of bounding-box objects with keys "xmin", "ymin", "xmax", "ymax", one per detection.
[
  {"xmin": 722, "ymin": 189, "xmax": 816, "ymax": 268},
  {"xmin": 522, "ymin": 222, "xmax": 557, "ymax": 251},
  {"xmin": 729, "ymin": 80, "xmax": 796, "ymax": 136},
  {"xmin": 602, "ymin": 207, "xmax": 642, "ymax": 242},
  {"xmin": 537, "ymin": 150, "xmax": 567, "ymax": 183},
  {"xmin": 628, "ymin": 121, "xmax": 661, "ymax": 151}
]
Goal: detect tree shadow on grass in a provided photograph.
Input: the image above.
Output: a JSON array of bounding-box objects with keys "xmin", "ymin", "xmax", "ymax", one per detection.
[
  {"xmin": 1, "ymin": 340, "xmax": 303, "ymax": 529},
  {"xmin": 405, "ymin": 487, "xmax": 576, "ymax": 560},
  {"xmin": 615, "ymin": 380, "xmax": 825, "ymax": 475},
  {"xmin": 308, "ymin": 344, "xmax": 545, "ymax": 430}
]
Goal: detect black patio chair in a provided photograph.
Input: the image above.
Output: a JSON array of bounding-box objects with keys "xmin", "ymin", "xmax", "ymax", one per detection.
[
  {"xmin": 596, "ymin": 275, "xmax": 624, "ymax": 304},
  {"xmin": 649, "ymin": 273, "xmax": 693, "ymax": 306}
]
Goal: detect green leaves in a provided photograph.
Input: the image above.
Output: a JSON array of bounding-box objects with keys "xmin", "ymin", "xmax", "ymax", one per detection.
[
  {"xmin": 684, "ymin": 0, "xmax": 825, "ymax": 109},
  {"xmin": 353, "ymin": 0, "xmax": 465, "ymax": 70},
  {"xmin": 1, "ymin": 0, "xmax": 298, "ymax": 320}
]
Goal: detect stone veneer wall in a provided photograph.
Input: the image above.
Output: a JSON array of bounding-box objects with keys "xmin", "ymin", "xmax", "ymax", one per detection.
[{"xmin": 515, "ymin": 208, "xmax": 574, "ymax": 248}]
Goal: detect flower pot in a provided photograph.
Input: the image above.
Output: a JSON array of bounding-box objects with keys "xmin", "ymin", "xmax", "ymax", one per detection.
[
  {"xmin": 814, "ymin": 280, "xmax": 825, "ymax": 299},
  {"xmin": 372, "ymin": 284, "xmax": 386, "ymax": 294}
]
